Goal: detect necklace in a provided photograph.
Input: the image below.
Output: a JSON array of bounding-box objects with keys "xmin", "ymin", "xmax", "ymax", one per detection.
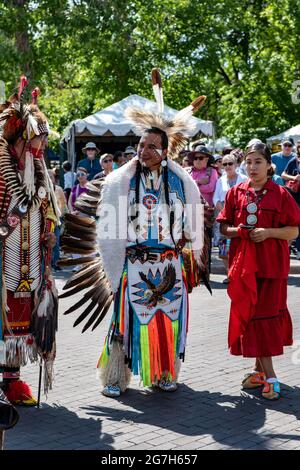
[{"xmin": 245, "ymin": 185, "xmax": 268, "ymax": 226}]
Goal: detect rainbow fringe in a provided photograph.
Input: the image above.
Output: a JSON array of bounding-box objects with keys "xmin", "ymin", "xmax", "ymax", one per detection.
[{"xmin": 98, "ymin": 259, "xmax": 189, "ymax": 387}]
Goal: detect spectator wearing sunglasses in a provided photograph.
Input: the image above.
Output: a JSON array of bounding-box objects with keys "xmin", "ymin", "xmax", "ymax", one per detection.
[
  {"xmin": 187, "ymin": 145, "xmax": 218, "ymax": 206},
  {"xmin": 94, "ymin": 153, "xmax": 114, "ymax": 179},
  {"xmin": 69, "ymin": 167, "xmax": 89, "ymax": 212},
  {"xmin": 271, "ymin": 137, "xmax": 295, "ymax": 181},
  {"xmin": 213, "ymin": 153, "xmax": 248, "ymax": 282},
  {"xmin": 124, "ymin": 146, "xmax": 136, "ymax": 162}
]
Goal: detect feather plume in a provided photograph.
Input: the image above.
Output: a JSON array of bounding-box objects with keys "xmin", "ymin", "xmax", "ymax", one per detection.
[
  {"xmin": 63, "ymin": 280, "xmax": 106, "ymax": 314},
  {"xmin": 151, "ymin": 68, "xmax": 164, "ymax": 114},
  {"xmin": 57, "ymin": 256, "xmax": 96, "ymax": 267},
  {"xmin": 125, "ymin": 107, "xmax": 194, "ymax": 157},
  {"xmin": 61, "ymin": 245, "xmax": 97, "ymax": 255},
  {"xmin": 31, "ymin": 87, "xmax": 40, "ymax": 105},
  {"xmin": 175, "ymin": 95, "xmax": 206, "ymax": 121},
  {"xmin": 64, "ymin": 213, "xmax": 96, "ymax": 228},
  {"xmin": 63, "ymin": 262, "xmax": 100, "ymax": 290},
  {"xmin": 61, "ymin": 236, "xmax": 97, "ymax": 251},
  {"xmin": 18, "ymin": 76, "xmax": 28, "ymax": 99},
  {"xmin": 124, "ymin": 68, "xmax": 207, "ymax": 158}
]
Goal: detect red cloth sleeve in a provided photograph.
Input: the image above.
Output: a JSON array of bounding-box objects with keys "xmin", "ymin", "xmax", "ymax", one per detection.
[
  {"xmin": 216, "ymin": 187, "xmax": 235, "ymax": 225},
  {"xmin": 279, "ymin": 189, "xmax": 300, "ymax": 226}
]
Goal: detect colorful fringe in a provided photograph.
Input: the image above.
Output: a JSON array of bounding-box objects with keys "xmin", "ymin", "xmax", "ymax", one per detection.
[{"xmin": 98, "ymin": 259, "xmax": 189, "ymax": 387}]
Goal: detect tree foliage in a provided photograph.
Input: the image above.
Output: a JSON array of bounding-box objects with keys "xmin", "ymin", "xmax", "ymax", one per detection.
[{"xmin": 0, "ymin": 0, "xmax": 300, "ymax": 146}]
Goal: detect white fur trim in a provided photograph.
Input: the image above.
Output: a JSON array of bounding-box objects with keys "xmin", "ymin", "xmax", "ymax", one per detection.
[{"xmin": 97, "ymin": 157, "xmax": 204, "ymax": 292}]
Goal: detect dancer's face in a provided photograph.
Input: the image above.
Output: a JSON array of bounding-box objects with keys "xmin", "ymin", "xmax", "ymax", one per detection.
[
  {"xmin": 245, "ymin": 151, "xmax": 270, "ymax": 184},
  {"xmin": 137, "ymin": 133, "xmax": 167, "ymax": 170},
  {"xmin": 30, "ymin": 134, "xmax": 48, "ymax": 158}
]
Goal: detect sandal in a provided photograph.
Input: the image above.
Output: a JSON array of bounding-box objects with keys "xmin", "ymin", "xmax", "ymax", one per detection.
[
  {"xmin": 262, "ymin": 381, "xmax": 280, "ymax": 400},
  {"xmin": 242, "ymin": 372, "xmax": 266, "ymax": 389}
]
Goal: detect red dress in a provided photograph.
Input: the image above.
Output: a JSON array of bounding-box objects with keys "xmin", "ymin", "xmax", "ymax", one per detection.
[{"xmin": 217, "ymin": 179, "xmax": 300, "ymax": 357}]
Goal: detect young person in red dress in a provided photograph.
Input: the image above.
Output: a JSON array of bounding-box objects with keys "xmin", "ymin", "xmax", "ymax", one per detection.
[{"xmin": 217, "ymin": 142, "xmax": 300, "ymax": 400}]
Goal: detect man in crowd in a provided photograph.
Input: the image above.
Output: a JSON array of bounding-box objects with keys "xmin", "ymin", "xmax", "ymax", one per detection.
[
  {"xmin": 124, "ymin": 146, "xmax": 136, "ymax": 162},
  {"xmin": 77, "ymin": 142, "xmax": 102, "ymax": 180},
  {"xmin": 271, "ymin": 137, "xmax": 296, "ymax": 181}
]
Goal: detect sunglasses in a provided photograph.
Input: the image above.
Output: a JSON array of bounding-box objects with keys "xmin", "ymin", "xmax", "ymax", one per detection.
[
  {"xmin": 103, "ymin": 159, "xmax": 112, "ymax": 163},
  {"xmin": 194, "ymin": 156, "xmax": 208, "ymax": 161},
  {"xmin": 77, "ymin": 172, "xmax": 86, "ymax": 177},
  {"xmin": 283, "ymin": 143, "xmax": 292, "ymax": 147},
  {"xmin": 223, "ymin": 162, "xmax": 234, "ymax": 167}
]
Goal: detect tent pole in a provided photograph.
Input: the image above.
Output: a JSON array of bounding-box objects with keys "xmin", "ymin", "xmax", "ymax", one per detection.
[
  {"xmin": 70, "ymin": 124, "xmax": 76, "ymax": 186},
  {"xmin": 212, "ymin": 123, "xmax": 216, "ymax": 154}
]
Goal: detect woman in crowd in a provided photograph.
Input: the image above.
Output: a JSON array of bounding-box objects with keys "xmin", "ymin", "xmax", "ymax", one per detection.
[
  {"xmin": 213, "ymin": 153, "xmax": 248, "ymax": 282},
  {"xmin": 217, "ymin": 142, "xmax": 300, "ymax": 400},
  {"xmin": 211, "ymin": 154, "xmax": 223, "ymax": 177},
  {"xmin": 69, "ymin": 167, "xmax": 89, "ymax": 212},
  {"xmin": 187, "ymin": 145, "xmax": 218, "ymax": 273},
  {"xmin": 94, "ymin": 153, "xmax": 114, "ymax": 179},
  {"xmin": 187, "ymin": 145, "xmax": 218, "ymax": 206}
]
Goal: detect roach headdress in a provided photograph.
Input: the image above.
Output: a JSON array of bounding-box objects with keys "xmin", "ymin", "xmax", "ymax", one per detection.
[
  {"xmin": 0, "ymin": 76, "xmax": 60, "ymax": 218},
  {"xmin": 0, "ymin": 76, "xmax": 49, "ymax": 143},
  {"xmin": 125, "ymin": 68, "xmax": 206, "ymax": 157}
]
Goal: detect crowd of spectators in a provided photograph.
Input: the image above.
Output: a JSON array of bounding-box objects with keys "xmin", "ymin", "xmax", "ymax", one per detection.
[{"xmin": 51, "ymin": 137, "xmax": 300, "ymax": 274}]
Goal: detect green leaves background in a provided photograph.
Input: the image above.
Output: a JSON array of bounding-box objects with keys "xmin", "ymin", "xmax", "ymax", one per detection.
[{"xmin": 1, "ymin": 0, "xmax": 300, "ymax": 146}]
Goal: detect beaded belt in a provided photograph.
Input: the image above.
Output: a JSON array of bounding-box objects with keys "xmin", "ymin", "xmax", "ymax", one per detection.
[{"xmin": 126, "ymin": 246, "xmax": 178, "ymax": 264}]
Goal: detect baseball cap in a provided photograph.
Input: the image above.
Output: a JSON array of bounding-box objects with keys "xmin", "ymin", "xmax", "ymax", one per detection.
[{"xmin": 282, "ymin": 137, "xmax": 294, "ymax": 145}]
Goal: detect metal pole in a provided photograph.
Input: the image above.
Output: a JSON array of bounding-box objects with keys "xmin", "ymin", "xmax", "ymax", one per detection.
[
  {"xmin": 212, "ymin": 122, "xmax": 216, "ymax": 154},
  {"xmin": 37, "ymin": 359, "xmax": 42, "ymax": 408}
]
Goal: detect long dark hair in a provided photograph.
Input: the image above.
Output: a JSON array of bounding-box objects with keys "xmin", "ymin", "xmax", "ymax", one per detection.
[{"xmin": 133, "ymin": 129, "xmax": 175, "ymax": 244}]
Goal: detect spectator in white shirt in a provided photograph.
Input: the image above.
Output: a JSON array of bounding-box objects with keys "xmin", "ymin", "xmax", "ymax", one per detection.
[
  {"xmin": 213, "ymin": 153, "xmax": 248, "ymax": 282},
  {"xmin": 63, "ymin": 161, "xmax": 76, "ymax": 203}
]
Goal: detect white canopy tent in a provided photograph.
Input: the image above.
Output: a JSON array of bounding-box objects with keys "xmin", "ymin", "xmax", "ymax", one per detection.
[
  {"xmin": 61, "ymin": 94, "xmax": 214, "ymax": 158},
  {"xmin": 266, "ymin": 124, "xmax": 300, "ymax": 147}
]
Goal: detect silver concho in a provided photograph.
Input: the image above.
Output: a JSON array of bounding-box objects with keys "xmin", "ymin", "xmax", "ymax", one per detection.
[
  {"xmin": 0, "ymin": 225, "xmax": 9, "ymax": 237},
  {"xmin": 38, "ymin": 187, "xmax": 46, "ymax": 199},
  {"xmin": 246, "ymin": 214, "xmax": 257, "ymax": 225},
  {"xmin": 18, "ymin": 203, "xmax": 28, "ymax": 214},
  {"xmin": 246, "ymin": 202, "xmax": 257, "ymax": 214}
]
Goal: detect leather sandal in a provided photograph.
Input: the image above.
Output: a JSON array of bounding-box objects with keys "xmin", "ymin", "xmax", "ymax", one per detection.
[{"xmin": 242, "ymin": 372, "xmax": 266, "ymax": 389}]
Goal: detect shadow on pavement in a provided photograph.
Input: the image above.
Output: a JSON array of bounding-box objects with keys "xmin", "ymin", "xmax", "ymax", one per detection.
[
  {"xmin": 5, "ymin": 403, "xmax": 114, "ymax": 450},
  {"xmin": 288, "ymin": 276, "xmax": 300, "ymax": 287},
  {"xmin": 209, "ymin": 279, "xmax": 228, "ymax": 290},
  {"xmin": 83, "ymin": 383, "xmax": 300, "ymax": 450}
]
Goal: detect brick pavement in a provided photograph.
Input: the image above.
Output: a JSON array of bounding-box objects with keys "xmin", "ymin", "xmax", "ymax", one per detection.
[{"xmin": 4, "ymin": 270, "xmax": 300, "ymax": 450}]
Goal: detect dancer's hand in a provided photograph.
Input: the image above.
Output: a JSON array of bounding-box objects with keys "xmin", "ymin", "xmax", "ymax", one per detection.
[{"xmin": 249, "ymin": 228, "xmax": 269, "ymax": 243}]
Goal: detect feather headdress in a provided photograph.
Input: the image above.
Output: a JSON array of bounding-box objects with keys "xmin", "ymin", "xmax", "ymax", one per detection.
[
  {"xmin": 125, "ymin": 68, "xmax": 206, "ymax": 157},
  {"xmin": 0, "ymin": 76, "xmax": 49, "ymax": 143},
  {"xmin": 0, "ymin": 77, "xmax": 56, "ymax": 209}
]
